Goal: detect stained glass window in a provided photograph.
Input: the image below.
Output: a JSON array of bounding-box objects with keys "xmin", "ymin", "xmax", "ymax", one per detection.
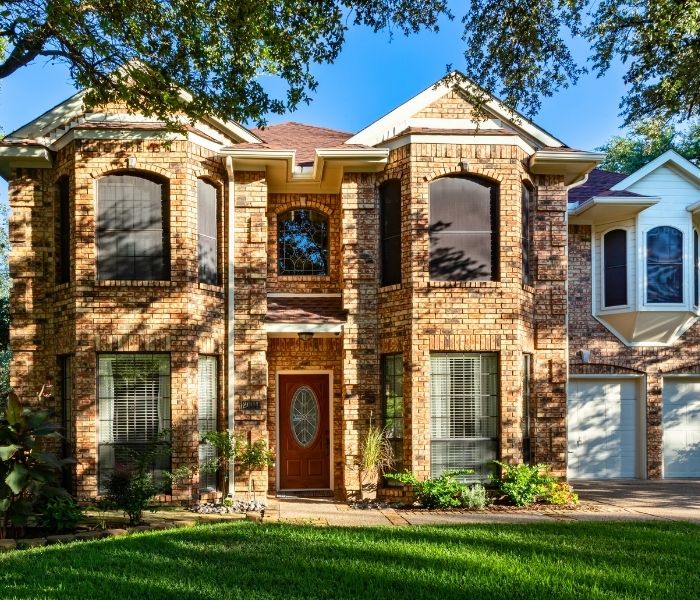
[
  {"xmin": 290, "ymin": 386, "xmax": 319, "ymax": 447},
  {"xmin": 278, "ymin": 209, "xmax": 328, "ymax": 275}
]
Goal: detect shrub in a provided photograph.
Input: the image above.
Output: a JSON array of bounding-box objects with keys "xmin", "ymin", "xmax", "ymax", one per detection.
[
  {"xmin": 492, "ymin": 461, "xmax": 556, "ymax": 507},
  {"xmin": 0, "ymin": 390, "xmax": 72, "ymax": 538},
  {"xmin": 386, "ymin": 470, "xmax": 476, "ymax": 509},
  {"xmin": 38, "ymin": 497, "xmax": 84, "ymax": 532},
  {"xmin": 103, "ymin": 466, "xmax": 159, "ymax": 525},
  {"xmin": 357, "ymin": 425, "xmax": 394, "ymax": 499},
  {"xmin": 543, "ymin": 481, "xmax": 579, "ymax": 505},
  {"xmin": 462, "ymin": 483, "xmax": 489, "ymax": 510}
]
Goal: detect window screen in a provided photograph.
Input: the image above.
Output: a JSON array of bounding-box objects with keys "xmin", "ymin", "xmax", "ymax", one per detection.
[
  {"xmin": 382, "ymin": 354, "xmax": 404, "ymax": 475},
  {"xmin": 198, "ymin": 356, "xmax": 218, "ymax": 491},
  {"xmin": 97, "ymin": 174, "xmax": 169, "ymax": 280},
  {"xmin": 380, "ymin": 180, "xmax": 402, "ymax": 286},
  {"xmin": 98, "ymin": 354, "xmax": 171, "ymax": 492},
  {"xmin": 198, "ymin": 180, "xmax": 218, "ymax": 284},
  {"xmin": 521, "ymin": 184, "xmax": 531, "ymax": 285},
  {"xmin": 278, "ymin": 209, "xmax": 328, "ymax": 275},
  {"xmin": 429, "ymin": 176, "xmax": 499, "ymax": 281},
  {"xmin": 647, "ymin": 226, "xmax": 683, "ymax": 303},
  {"xmin": 59, "ymin": 355, "xmax": 73, "ymax": 489},
  {"xmin": 603, "ymin": 229, "xmax": 628, "ymax": 307},
  {"xmin": 56, "ymin": 177, "xmax": 70, "ymax": 284},
  {"xmin": 430, "ymin": 353, "xmax": 498, "ymax": 480}
]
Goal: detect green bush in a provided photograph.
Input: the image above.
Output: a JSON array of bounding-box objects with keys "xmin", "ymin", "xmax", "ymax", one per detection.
[
  {"xmin": 103, "ymin": 467, "xmax": 159, "ymax": 525},
  {"xmin": 462, "ymin": 482, "xmax": 489, "ymax": 509},
  {"xmin": 492, "ymin": 461, "xmax": 557, "ymax": 507},
  {"xmin": 543, "ymin": 481, "xmax": 579, "ymax": 505},
  {"xmin": 38, "ymin": 497, "xmax": 84, "ymax": 532},
  {"xmin": 0, "ymin": 391, "xmax": 72, "ymax": 538},
  {"xmin": 386, "ymin": 470, "xmax": 478, "ymax": 509}
]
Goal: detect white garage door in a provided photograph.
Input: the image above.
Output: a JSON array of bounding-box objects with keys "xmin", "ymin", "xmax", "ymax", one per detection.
[
  {"xmin": 568, "ymin": 379, "xmax": 639, "ymax": 479},
  {"xmin": 663, "ymin": 379, "xmax": 700, "ymax": 478}
]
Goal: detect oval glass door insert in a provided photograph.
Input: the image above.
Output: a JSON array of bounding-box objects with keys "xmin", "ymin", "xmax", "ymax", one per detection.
[{"xmin": 290, "ymin": 386, "xmax": 319, "ymax": 447}]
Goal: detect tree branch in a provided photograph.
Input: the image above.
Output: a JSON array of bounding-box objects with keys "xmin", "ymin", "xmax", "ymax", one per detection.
[{"xmin": 0, "ymin": 24, "xmax": 52, "ymax": 79}]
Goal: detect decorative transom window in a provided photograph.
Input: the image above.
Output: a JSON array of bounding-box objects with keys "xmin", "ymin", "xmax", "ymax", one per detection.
[
  {"xmin": 97, "ymin": 174, "xmax": 169, "ymax": 280},
  {"xmin": 290, "ymin": 386, "xmax": 319, "ymax": 447},
  {"xmin": 647, "ymin": 226, "xmax": 683, "ymax": 303},
  {"xmin": 97, "ymin": 354, "xmax": 171, "ymax": 493},
  {"xmin": 278, "ymin": 209, "xmax": 328, "ymax": 276},
  {"xmin": 430, "ymin": 353, "xmax": 498, "ymax": 481},
  {"xmin": 429, "ymin": 175, "xmax": 499, "ymax": 281}
]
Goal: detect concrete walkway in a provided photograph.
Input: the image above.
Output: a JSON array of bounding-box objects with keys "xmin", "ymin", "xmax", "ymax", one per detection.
[{"xmin": 267, "ymin": 480, "xmax": 700, "ymax": 526}]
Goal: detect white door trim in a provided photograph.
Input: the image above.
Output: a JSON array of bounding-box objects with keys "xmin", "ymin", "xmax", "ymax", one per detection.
[{"xmin": 275, "ymin": 369, "xmax": 334, "ymax": 493}]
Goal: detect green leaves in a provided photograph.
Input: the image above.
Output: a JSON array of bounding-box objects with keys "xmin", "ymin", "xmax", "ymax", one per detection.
[
  {"xmin": 5, "ymin": 393, "xmax": 21, "ymax": 426},
  {"xmin": 0, "ymin": 444, "xmax": 19, "ymax": 461},
  {"xmin": 4, "ymin": 463, "xmax": 28, "ymax": 494}
]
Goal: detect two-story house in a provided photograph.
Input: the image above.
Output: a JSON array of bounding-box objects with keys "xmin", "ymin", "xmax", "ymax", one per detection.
[{"xmin": 7, "ymin": 72, "xmax": 690, "ymax": 502}]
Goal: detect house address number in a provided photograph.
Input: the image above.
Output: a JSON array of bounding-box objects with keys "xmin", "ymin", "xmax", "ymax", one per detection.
[{"xmin": 241, "ymin": 400, "xmax": 261, "ymax": 410}]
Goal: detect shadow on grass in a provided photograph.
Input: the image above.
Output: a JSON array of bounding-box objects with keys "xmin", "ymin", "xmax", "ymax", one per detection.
[{"xmin": 0, "ymin": 522, "xmax": 698, "ymax": 599}]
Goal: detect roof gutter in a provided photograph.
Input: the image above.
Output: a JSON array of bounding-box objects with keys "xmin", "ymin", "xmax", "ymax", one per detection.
[
  {"xmin": 0, "ymin": 145, "xmax": 53, "ymax": 180},
  {"xmin": 529, "ymin": 150, "xmax": 605, "ymax": 186}
]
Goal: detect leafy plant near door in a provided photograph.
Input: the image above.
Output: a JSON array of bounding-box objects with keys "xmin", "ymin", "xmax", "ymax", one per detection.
[
  {"xmin": 492, "ymin": 461, "xmax": 578, "ymax": 507},
  {"xmin": 386, "ymin": 470, "xmax": 487, "ymax": 509}
]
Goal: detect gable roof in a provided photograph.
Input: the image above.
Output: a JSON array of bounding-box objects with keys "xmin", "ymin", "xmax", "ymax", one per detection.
[
  {"xmin": 250, "ymin": 122, "xmax": 355, "ymax": 166},
  {"xmin": 610, "ymin": 150, "xmax": 700, "ymax": 190},
  {"xmin": 346, "ymin": 71, "xmax": 566, "ymax": 149}
]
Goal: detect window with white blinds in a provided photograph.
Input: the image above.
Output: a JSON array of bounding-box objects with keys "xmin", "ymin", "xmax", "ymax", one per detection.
[
  {"xmin": 430, "ymin": 353, "xmax": 498, "ymax": 480},
  {"xmin": 198, "ymin": 356, "xmax": 218, "ymax": 491},
  {"xmin": 98, "ymin": 354, "xmax": 171, "ymax": 492}
]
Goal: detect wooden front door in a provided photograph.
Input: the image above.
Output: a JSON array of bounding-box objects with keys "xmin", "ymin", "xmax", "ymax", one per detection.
[{"xmin": 279, "ymin": 374, "xmax": 330, "ymax": 490}]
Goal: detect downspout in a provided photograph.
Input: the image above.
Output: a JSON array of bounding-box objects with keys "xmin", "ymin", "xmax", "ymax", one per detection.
[{"xmin": 225, "ymin": 155, "xmax": 236, "ymax": 497}]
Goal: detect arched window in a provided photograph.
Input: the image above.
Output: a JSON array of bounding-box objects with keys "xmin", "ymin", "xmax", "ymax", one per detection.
[
  {"xmin": 97, "ymin": 174, "xmax": 169, "ymax": 280},
  {"xmin": 429, "ymin": 175, "xmax": 499, "ymax": 281},
  {"xmin": 603, "ymin": 229, "xmax": 627, "ymax": 307},
  {"xmin": 647, "ymin": 226, "xmax": 683, "ymax": 303},
  {"xmin": 379, "ymin": 180, "xmax": 401, "ymax": 286},
  {"xmin": 197, "ymin": 180, "xmax": 219, "ymax": 284},
  {"xmin": 278, "ymin": 208, "xmax": 328, "ymax": 276}
]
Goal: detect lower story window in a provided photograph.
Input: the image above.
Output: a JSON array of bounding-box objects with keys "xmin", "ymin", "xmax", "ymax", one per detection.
[
  {"xmin": 430, "ymin": 353, "xmax": 498, "ymax": 480},
  {"xmin": 98, "ymin": 354, "xmax": 171, "ymax": 493},
  {"xmin": 382, "ymin": 354, "xmax": 404, "ymax": 475},
  {"xmin": 59, "ymin": 355, "xmax": 73, "ymax": 490},
  {"xmin": 198, "ymin": 356, "xmax": 218, "ymax": 492}
]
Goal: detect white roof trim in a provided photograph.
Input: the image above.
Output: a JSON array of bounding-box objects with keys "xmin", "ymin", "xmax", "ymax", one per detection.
[
  {"xmin": 381, "ymin": 133, "xmax": 536, "ymax": 155},
  {"xmin": 346, "ymin": 72, "xmax": 565, "ymax": 149},
  {"xmin": 264, "ymin": 323, "xmax": 344, "ymax": 333},
  {"xmin": 610, "ymin": 149, "xmax": 700, "ymax": 191},
  {"xmin": 8, "ymin": 90, "xmax": 87, "ymax": 140}
]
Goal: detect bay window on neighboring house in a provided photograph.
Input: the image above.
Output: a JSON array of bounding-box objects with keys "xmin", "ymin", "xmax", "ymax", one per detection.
[
  {"xmin": 98, "ymin": 354, "xmax": 171, "ymax": 492},
  {"xmin": 430, "ymin": 353, "xmax": 498, "ymax": 480},
  {"xmin": 198, "ymin": 356, "xmax": 218, "ymax": 492},
  {"xmin": 96, "ymin": 174, "xmax": 169, "ymax": 280},
  {"xmin": 382, "ymin": 354, "xmax": 404, "ymax": 476},
  {"xmin": 198, "ymin": 180, "xmax": 219, "ymax": 285},
  {"xmin": 647, "ymin": 226, "xmax": 683, "ymax": 304},
  {"xmin": 603, "ymin": 229, "xmax": 628, "ymax": 307},
  {"xmin": 429, "ymin": 175, "xmax": 499, "ymax": 281}
]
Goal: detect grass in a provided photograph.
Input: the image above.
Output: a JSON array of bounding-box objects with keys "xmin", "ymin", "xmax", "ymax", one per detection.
[{"xmin": 0, "ymin": 521, "xmax": 698, "ymax": 599}]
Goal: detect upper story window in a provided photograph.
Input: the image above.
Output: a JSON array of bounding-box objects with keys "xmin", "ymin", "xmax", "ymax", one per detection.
[
  {"xmin": 522, "ymin": 183, "xmax": 532, "ymax": 285},
  {"xmin": 278, "ymin": 208, "xmax": 328, "ymax": 276},
  {"xmin": 429, "ymin": 175, "xmax": 499, "ymax": 281},
  {"xmin": 97, "ymin": 174, "xmax": 169, "ymax": 280},
  {"xmin": 647, "ymin": 226, "xmax": 683, "ymax": 303},
  {"xmin": 197, "ymin": 180, "xmax": 219, "ymax": 285},
  {"xmin": 603, "ymin": 229, "xmax": 628, "ymax": 307},
  {"xmin": 56, "ymin": 176, "xmax": 70, "ymax": 284},
  {"xmin": 379, "ymin": 180, "xmax": 401, "ymax": 287},
  {"xmin": 694, "ymin": 229, "xmax": 699, "ymax": 307}
]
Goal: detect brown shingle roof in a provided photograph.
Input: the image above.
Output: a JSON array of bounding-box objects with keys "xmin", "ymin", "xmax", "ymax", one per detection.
[
  {"xmin": 251, "ymin": 122, "xmax": 354, "ymax": 166},
  {"xmin": 266, "ymin": 296, "xmax": 347, "ymax": 324},
  {"xmin": 568, "ymin": 168, "xmax": 630, "ymax": 206}
]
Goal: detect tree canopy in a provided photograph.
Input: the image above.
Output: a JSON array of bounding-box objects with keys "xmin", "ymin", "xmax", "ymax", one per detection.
[
  {"xmin": 597, "ymin": 120, "xmax": 700, "ymax": 174},
  {"xmin": 0, "ymin": 0, "xmax": 697, "ymax": 126}
]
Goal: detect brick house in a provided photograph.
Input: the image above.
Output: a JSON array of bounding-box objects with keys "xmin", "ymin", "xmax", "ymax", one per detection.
[{"xmin": 5, "ymin": 73, "xmax": 691, "ymax": 503}]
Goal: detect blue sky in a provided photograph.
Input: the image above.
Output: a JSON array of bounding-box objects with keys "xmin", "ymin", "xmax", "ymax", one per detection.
[{"xmin": 0, "ymin": 13, "xmax": 630, "ymax": 202}]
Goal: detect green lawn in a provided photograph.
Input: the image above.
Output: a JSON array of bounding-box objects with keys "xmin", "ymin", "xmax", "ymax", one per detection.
[{"xmin": 1, "ymin": 521, "xmax": 698, "ymax": 599}]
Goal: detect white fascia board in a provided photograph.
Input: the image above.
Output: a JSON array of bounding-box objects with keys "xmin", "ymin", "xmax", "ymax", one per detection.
[
  {"xmin": 203, "ymin": 115, "xmax": 262, "ymax": 144},
  {"xmin": 530, "ymin": 150, "xmax": 606, "ymax": 166},
  {"xmin": 0, "ymin": 146, "xmax": 53, "ymax": 179},
  {"xmin": 687, "ymin": 200, "xmax": 700, "ymax": 213},
  {"xmin": 264, "ymin": 323, "xmax": 344, "ymax": 334},
  {"xmin": 569, "ymin": 196, "xmax": 660, "ymax": 216},
  {"xmin": 611, "ymin": 149, "xmax": 700, "ymax": 191},
  {"xmin": 347, "ymin": 72, "xmax": 565, "ymax": 149},
  {"xmin": 382, "ymin": 133, "xmax": 536, "ymax": 155},
  {"xmin": 7, "ymin": 90, "xmax": 87, "ymax": 140}
]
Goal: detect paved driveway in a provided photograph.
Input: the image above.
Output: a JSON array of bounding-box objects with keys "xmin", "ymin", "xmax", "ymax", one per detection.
[{"xmin": 573, "ymin": 479, "xmax": 700, "ymax": 523}]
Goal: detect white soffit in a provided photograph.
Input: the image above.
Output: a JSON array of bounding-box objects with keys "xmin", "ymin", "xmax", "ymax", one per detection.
[
  {"xmin": 569, "ymin": 196, "xmax": 660, "ymax": 224},
  {"xmin": 347, "ymin": 72, "xmax": 565, "ymax": 149}
]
